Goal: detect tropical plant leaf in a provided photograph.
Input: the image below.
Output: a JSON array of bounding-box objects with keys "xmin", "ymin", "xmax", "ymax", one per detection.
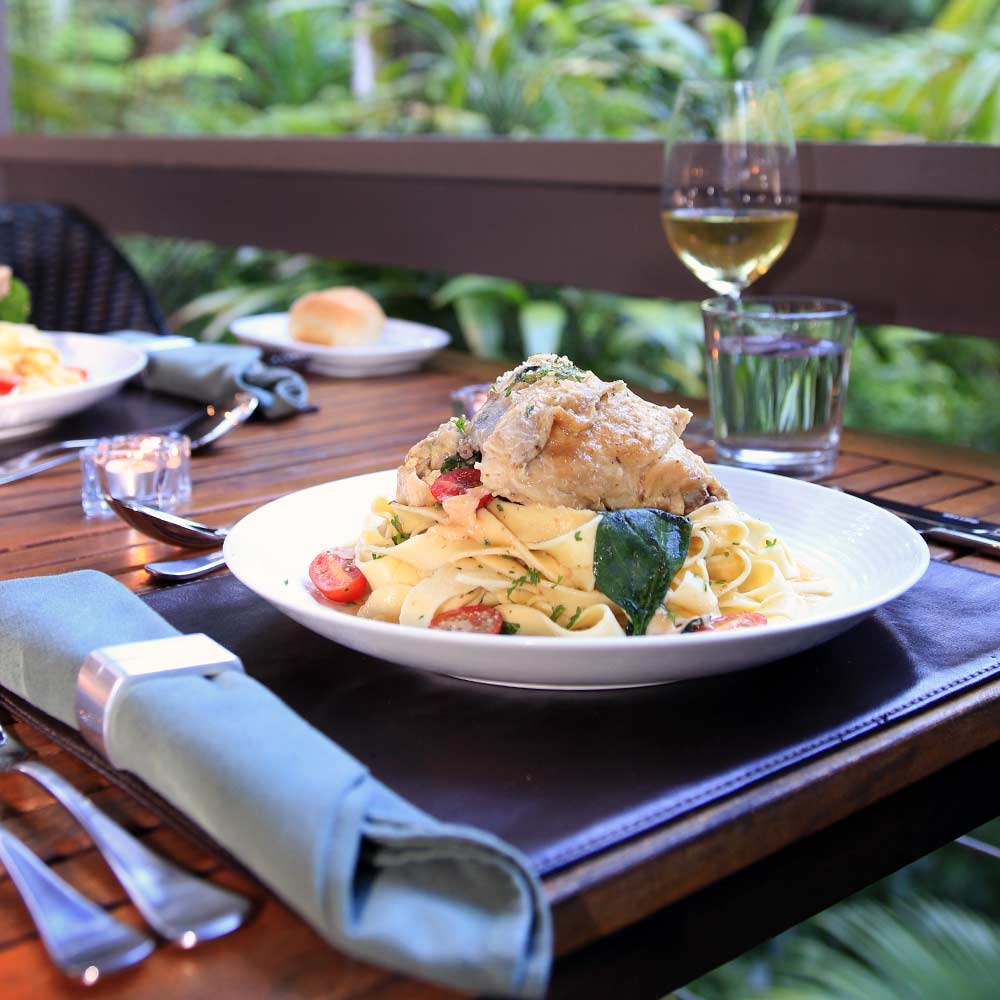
[
  {"xmin": 432, "ymin": 274, "xmax": 529, "ymax": 307},
  {"xmin": 518, "ymin": 300, "xmax": 566, "ymax": 356},
  {"xmin": 453, "ymin": 295, "xmax": 507, "ymax": 358},
  {"xmin": 760, "ymin": 897, "xmax": 1000, "ymax": 1000}
]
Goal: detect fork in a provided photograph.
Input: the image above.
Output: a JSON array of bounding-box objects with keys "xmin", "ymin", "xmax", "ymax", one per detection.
[
  {"xmin": 0, "ymin": 821, "xmax": 155, "ymax": 982},
  {"xmin": 0, "ymin": 721, "xmax": 252, "ymax": 946}
]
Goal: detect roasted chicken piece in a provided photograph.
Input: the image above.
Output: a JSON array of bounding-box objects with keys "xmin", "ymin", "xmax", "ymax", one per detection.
[{"xmin": 396, "ymin": 355, "xmax": 727, "ymax": 514}]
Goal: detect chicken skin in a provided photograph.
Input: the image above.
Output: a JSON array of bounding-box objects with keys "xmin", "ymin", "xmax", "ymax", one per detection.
[{"xmin": 396, "ymin": 355, "xmax": 727, "ymax": 515}]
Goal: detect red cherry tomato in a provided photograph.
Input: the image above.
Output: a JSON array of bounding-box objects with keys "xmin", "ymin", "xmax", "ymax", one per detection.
[
  {"xmin": 430, "ymin": 467, "xmax": 493, "ymax": 508},
  {"xmin": 710, "ymin": 612, "xmax": 768, "ymax": 631},
  {"xmin": 0, "ymin": 373, "xmax": 22, "ymax": 395},
  {"xmin": 309, "ymin": 550, "xmax": 368, "ymax": 603},
  {"xmin": 430, "ymin": 605, "xmax": 504, "ymax": 634}
]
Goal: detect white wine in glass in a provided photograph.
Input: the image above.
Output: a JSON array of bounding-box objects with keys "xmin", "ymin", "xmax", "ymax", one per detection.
[{"xmin": 662, "ymin": 80, "xmax": 799, "ymax": 298}]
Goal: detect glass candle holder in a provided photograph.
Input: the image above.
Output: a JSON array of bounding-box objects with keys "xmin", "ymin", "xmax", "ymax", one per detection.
[{"xmin": 80, "ymin": 432, "xmax": 191, "ymax": 518}]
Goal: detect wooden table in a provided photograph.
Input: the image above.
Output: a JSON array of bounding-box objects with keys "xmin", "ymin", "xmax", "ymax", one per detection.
[{"xmin": 2, "ymin": 353, "xmax": 1000, "ymax": 999}]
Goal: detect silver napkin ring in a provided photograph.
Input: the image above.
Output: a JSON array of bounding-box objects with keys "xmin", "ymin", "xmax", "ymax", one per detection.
[{"xmin": 75, "ymin": 634, "xmax": 244, "ymax": 766}]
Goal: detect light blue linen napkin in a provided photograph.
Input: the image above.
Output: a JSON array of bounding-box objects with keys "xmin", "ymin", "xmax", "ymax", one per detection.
[
  {"xmin": 113, "ymin": 332, "xmax": 310, "ymax": 420},
  {"xmin": 0, "ymin": 571, "xmax": 551, "ymax": 997}
]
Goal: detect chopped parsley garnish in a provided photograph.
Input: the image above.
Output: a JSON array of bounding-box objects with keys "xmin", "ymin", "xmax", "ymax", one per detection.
[
  {"xmin": 371, "ymin": 552, "xmax": 383, "ymax": 560},
  {"xmin": 506, "ymin": 567, "xmax": 541, "ymax": 598},
  {"xmin": 550, "ymin": 574, "xmax": 564, "ymax": 588},
  {"xmin": 389, "ymin": 514, "xmax": 410, "ymax": 545},
  {"xmin": 495, "ymin": 502, "xmax": 504, "ymax": 511},
  {"xmin": 500, "ymin": 621, "xmax": 521, "ymax": 635},
  {"xmin": 765, "ymin": 538, "xmax": 778, "ymax": 547},
  {"xmin": 282, "ymin": 578, "xmax": 289, "ymax": 586},
  {"xmin": 451, "ymin": 415, "xmax": 470, "ymax": 434},
  {"xmin": 525, "ymin": 404, "xmax": 535, "ymax": 416},
  {"xmin": 550, "ymin": 604, "xmax": 566, "ymax": 623},
  {"xmin": 440, "ymin": 449, "xmax": 482, "ymax": 473},
  {"xmin": 504, "ymin": 362, "xmax": 584, "ymax": 396},
  {"xmin": 574, "ymin": 530, "xmax": 583, "ymax": 542},
  {"xmin": 567, "ymin": 606, "xmax": 584, "ymax": 629}
]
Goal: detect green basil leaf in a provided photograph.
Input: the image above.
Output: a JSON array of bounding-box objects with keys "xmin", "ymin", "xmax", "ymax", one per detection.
[{"xmin": 594, "ymin": 508, "xmax": 692, "ymax": 636}]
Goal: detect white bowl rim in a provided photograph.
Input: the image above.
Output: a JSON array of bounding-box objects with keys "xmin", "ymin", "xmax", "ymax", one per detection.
[
  {"xmin": 0, "ymin": 332, "xmax": 147, "ymax": 408},
  {"xmin": 224, "ymin": 465, "xmax": 930, "ymax": 651}
]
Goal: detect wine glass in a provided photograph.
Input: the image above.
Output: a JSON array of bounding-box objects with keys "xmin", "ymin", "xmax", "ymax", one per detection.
[{"xmin": 661, "ymin": 79, "xmax": 799, "ymax": 299}]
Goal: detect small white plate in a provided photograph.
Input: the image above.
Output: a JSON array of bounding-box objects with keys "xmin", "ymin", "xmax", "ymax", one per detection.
[
  {"xmin": 0, "ymin": 333, "xmax": 147, "ymax": 442},
  {"xmin": 230, "ymin": 312, "xmax": 451, "ymax": 378},
  {"xmin": 224, "ymin": 467, "xmax": 930, "ymax": 690}
]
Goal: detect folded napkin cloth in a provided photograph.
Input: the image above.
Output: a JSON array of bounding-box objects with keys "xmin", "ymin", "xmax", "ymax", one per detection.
[
  {"xmin": 114, "ymin": 332, "xmax": 310, "ymax": 420},
  {"xmin": 0, "ymin": 572, "xmax": 551, "ymax": 998}
]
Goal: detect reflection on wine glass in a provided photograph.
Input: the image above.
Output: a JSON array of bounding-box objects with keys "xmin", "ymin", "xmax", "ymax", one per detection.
[{"xmin": 662, "ymin": 80, "xmax": 799, "ymax": 299}]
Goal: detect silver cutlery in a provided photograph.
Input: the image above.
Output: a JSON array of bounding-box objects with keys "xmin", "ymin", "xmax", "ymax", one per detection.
[
  {"xmin": 106, "ymin": 497, "xmax": 230, "ymax": 549},
  {"xmin": 145, "ymin": 551, "xmax": 228, "ymax": 582},
  {"xmin": 843, "ymin": 489, "xmax": 1000, "ymax": 559},
  {"xmin": 0, "ymin": 822, "xmax": 155, "ymax": 983},
  {"xmin": 0, "ymin": 722, "xmax": 252, "ymax": 946},
  {"xmin": 0, "ymin": 391, "xmax": 259, "ymax": 486}
]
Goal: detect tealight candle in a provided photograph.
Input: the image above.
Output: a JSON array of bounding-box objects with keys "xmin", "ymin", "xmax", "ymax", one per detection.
[
  {"xmin": 80, "ymin": 432, "xmax": 191, "ymax": 518},
  {"xmin": 102, "ymin": 456, "xmax": 159, "ymax": 499}
]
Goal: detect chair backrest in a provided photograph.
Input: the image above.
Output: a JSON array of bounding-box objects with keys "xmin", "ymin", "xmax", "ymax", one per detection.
[{"xmin": 0, "ymin": 201, "xmax": 168, "ymax": 334}]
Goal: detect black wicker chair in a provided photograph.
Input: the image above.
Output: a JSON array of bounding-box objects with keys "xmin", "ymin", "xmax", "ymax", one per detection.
[{"xmin": 0, "ymin": 202, "xmax": 169, "ymax": 334}]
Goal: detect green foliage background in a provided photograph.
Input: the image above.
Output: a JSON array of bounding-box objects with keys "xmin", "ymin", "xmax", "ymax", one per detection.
[
  {"xmin": 10, "ymin": 0, "xmax": 1000, "ymax": 452},
  {"xmin": 8, "ymin": 8, "xmax": 1000, "ymax": 988}
]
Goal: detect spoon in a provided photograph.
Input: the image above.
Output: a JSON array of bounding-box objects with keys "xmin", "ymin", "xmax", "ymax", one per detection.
[
  {"xmin": 105, "ymin": 497, "xmax": 229, "ymax": 549},
  {"xmin": 145, "ymin": 550, "xmax": 228, "ymax": 582},
  {"xmin": 0, "ymin": 392, "xmax": 259, "ymax": 486}
]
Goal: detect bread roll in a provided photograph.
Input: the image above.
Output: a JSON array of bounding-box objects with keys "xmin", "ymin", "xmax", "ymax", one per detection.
[{"xmin": 289, "ymin": 287, "xmax": 385, "ymax": 347}]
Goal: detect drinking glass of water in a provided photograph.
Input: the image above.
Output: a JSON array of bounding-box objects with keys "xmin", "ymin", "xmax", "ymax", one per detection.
[{"xmin": 702, "ymin": 297, "xmax": 855, "ymax": 479}]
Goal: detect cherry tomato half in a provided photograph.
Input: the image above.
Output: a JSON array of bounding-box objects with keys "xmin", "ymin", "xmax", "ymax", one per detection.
[
  {"xmin": 430, "ymin": 605, "xmax": 504, "ymax": 634},
  {"xmin": 430, "ymin": 467, "xmax": 493, "ymax": 508},
  {"xmin": 0, "ymin": 373, "xmax": 22, "ymax": 395},
  {"xmin": 309, "ymin": 550, "xmax": 368, "ymax": 603},
  {"xmin": 709, "ymin": 612, "xmax": 768, "ymax": 631}
]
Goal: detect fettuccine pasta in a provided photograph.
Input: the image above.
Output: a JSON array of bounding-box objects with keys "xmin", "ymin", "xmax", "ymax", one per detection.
[
  {"xmin": 0, "ymin": 323, "xmax": 86, "ymax": 396},
  {"xmin": 347, "ymin": 495, "xmax": 830, "ymax": 637}
]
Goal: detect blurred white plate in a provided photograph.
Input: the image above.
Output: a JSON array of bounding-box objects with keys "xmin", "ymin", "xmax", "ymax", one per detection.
[
  {"xmin": 230, "ymin": 312, "xmax": 450, "ymax": 378},
  {"xmin": 224, "ymin": 466, "xmax": 930, "ymax": 690},
  {"xmin": 0, "ymin": 333, "xmax": 147, "ymax": 442}
]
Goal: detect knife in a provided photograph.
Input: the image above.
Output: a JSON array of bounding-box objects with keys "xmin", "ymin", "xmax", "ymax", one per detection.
[{"xmin": 844, "ymin": 490, "xmax": 1000, "ymax": 559}]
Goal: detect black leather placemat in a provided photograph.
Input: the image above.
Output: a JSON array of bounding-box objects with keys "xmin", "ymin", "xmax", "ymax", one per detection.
[{"xmin": 135, "ymin": 559, "xmax": 1000, "ymax": 876}]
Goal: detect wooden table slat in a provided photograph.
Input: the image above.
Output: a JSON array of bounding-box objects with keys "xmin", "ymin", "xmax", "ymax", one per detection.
[{"xmin": 874, "ymin": 473, "xmax": 987, "ymax": 505}]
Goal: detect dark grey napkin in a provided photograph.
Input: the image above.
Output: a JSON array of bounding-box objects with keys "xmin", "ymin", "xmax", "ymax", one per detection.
[{"xmin": 113, "ymin": 333, "xmax": 310, "ymax": 420}]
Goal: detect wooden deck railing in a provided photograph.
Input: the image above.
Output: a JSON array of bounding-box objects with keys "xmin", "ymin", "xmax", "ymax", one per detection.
[{"xmin": 0, "ymin": 136, "xmax": 998, "ymax": 338}]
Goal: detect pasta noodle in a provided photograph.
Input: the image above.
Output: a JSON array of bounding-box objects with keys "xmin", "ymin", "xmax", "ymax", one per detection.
[
  {"xmin": 0, "ymin": 323, "xmax": 86, "ymax": 396},
  {"xmin": 350, "ymin": 494, "xmax": 831, "ymax": 638}
]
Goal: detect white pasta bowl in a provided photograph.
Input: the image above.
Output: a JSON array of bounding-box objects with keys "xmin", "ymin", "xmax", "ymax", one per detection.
[
  {"xmin": 224, "ymin": 467, "xmax": 929, "ymax": 689},
  {"xmin": 0, "ymin": 333, "xmax": 147, "ymax": 441}
]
